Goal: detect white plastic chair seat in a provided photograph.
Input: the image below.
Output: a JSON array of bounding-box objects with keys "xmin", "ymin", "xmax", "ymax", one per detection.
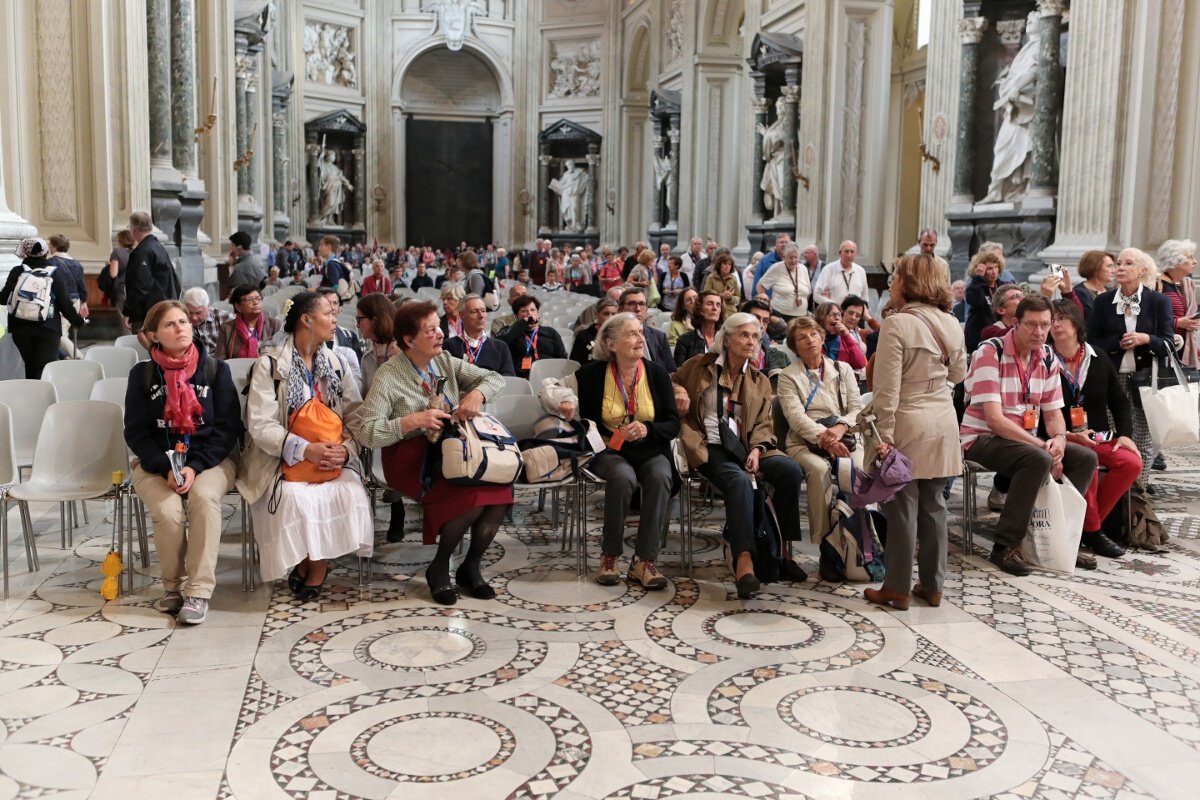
[
  {"xmin": 224, "ymin": 358, "xmax": 258, "ymax": 392},
  {"xmin": 487, "ymin": 395, "xmax": 542, "ymax": 440},
  {"xmin": 8, "ymin": 401, "xmax": 128, "ymax": 503},
  {"xmin": 500, "ymin": 376, "xmax": 533, "ymax": 396},
  {"xmin": 528, "ymin": 358, "xmax": 580, "ymax": 389},
  {"xmin": 89, "ymin": 377, "xmax": 129, "ymax": 407},
  {"xmin": 41, "ymin": 360, "xmax": 104, "ymax": 402},
  {"xmin": 114, "ymin": 334, "xmax": 150, "ymax": 361},
  {"xmin": 84, "ymin": 345, "xmax": 139, "ymax": 379},
  {"xmin": 1, "ymin": 379, "xmax": 56, "ymax": 468}
]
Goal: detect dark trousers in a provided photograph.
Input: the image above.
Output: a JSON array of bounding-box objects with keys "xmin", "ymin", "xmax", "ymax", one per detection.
[
  {"xmin": 10, "ymin": 324, "xmax": 60, "ymax": 379},
  {"xmin": 698, "ymin": 448, "xmax": 805, "ymax": 556},
  {"xmin": 882, "ymin": 478, "xmax": 948, "ymax": 594},
  {"xmin": 965, "ymin": 435, "xmax": 1097, "ymax": 550},
  {"xmin": 589, "ymin": 452, "xmax": 673, "ymax": 560}
]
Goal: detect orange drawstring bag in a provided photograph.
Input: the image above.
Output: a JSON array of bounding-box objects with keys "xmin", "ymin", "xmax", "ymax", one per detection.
[{"xmin": 281, "ymin": 392, "xmax": 344, "ymax": 484}]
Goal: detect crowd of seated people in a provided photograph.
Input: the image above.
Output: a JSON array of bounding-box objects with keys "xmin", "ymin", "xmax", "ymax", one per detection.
[{"xmin": 8, "ymin": 228, "xmax": 1195, "ymax": 622}]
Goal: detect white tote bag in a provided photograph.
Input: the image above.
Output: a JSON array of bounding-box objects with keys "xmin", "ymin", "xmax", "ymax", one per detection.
[
  {"xmin": 1020, "ymin": 476, "xmax": 1086, "ymax": 574},
  {"xmin": 1138, "ymin": 353, "xmax": 1200, "ymax": 450}
]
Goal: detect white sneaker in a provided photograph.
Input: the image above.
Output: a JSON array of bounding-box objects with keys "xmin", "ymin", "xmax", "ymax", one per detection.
[
  {"xmin": 177, "ymin": 596, "xmax": 208, "ymax": 625},
  {"xmin": 987, "ymin": 489, "xmax": 1006, "ymax": 512}
]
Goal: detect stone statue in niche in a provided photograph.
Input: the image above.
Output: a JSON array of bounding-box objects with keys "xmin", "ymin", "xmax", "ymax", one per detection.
[
  {"xmin": 980, "ymin": 11, "xmax": 1040, "ymax": 204},
  {"xmin": 757, "ymin": 96, "xmax": 789, "ymax": 218},
  {"xmin": 653, "ymin": 151, "xmax": 672, "ymax": 190},
  {"xmin": 548, "ymin": 41, "xmax": 602, "ymax": 99},
  {"xmin": 667, "ymin": 0, "xmax": 684, "ymax": 63},
  {"xmin": 549, "ymin": 160, "xmax": 587, "ymax": 233},
  {"xmin": 303, "ymin": 22, "xmax": 358, "ymax": 89},
  {"xmin": 318, "ymin": 147, "xmax": 353, "ymax": 226},
  {"xmin": 427, "ymin": 0, "xmax": 486, "ymax": 52}
]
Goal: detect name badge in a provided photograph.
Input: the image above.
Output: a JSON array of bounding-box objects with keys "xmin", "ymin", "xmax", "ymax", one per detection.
[
  {"xmin": 608, "ymin": 428, "xmax": 626, "ymax": 451},
  {"xmin": 1069, "ymin": 406, "xmax": 1087, "ymax": 432},
  {"xmin": 521, "ymin": 357, "xmax": 533, "ymax": 371},
  {"xmin": 1022, "ymin": 408, "xmax": 1039, "ymax": 431}
]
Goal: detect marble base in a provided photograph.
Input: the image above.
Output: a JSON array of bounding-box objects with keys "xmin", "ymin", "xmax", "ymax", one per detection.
[
  {"xmin": 149, "ymin": 179, "xmax": 185, "ymax": 260},
  {"xmin": 745, "ymin": 221, "xmax": 796, "ymax": 259},
  {"xmin": 271, "ymin": 212, "xmax": 291, "ymax": 246},
  {"xmin": 947, "ymin": 204, "xmax": 1057, "ymax": 284},
  {"xmin": 236, "ymin": 198, "xmax": 263, "ymax": 248},
  {"xmin": 306, "ymin": 225, "xmax": 366, "ymax": 247},
  {"xmin": 177, "ymin": 188, "xmax": 208, "ymax": 292},
  {"xmin": 547, "ymin": 231, "xmax": 600, "ymax": 250},
  {"xmin": 648, "ymin": 226, "xmax": 677, "ymax": 252}
]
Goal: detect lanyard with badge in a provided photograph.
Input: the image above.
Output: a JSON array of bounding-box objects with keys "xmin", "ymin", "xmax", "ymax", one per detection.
[
  {"xmin": 465, "ymin": 335, "xmax": 486, "ymax": 365},
  {"xmin": 522, "ymin": 326, "xmax": 539, "ymax": 372},
  {"xmin": 803, "ymin": 361, "xmax": 826, "ymax": 411},
  {"xmin": 607, "ymin": 360, "xmax": 641, "ymax": 450},
  {"xmin": 1014, "ymin": 349, "xmax": 1040, "ymax": 431},
  {"xmin": 412, "ymin": 360, "xmax": 452, "ymax": 409},
  {"xmin": 1058, "ymin": 349, "xmax": 1087, "ymax": 431}
]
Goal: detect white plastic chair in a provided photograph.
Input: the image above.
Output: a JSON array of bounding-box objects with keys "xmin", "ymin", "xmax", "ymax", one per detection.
[
  {"xmin": 0, "ymin": 402, "xmax": 36, "ymax": 598},
  {"xmin": 8, "ymin": 401, "xmax": 128, "ymax": 551},
  {"xmin": 89, "ymin": 377, "xmax": 129, "ymax": 408},
  {"xmin": 499, "ymin": 376, "xmax": 533, "ymax": 397},
  {"xmin": 115, "ymin": 334, "xmax": 150, "ymax": 361},
  {"xmin": 528, "ymin": 358, "xmax": 580, "ymax": 390},
  {"xmin": 1, "ymin": 379, "xmax": 56, "ymax": 472},
  {"xmin": 41, "ymin": 360, "xmax": 104, "ymax": 402},
  {"xmin": 487, "ymin": 395, "xmax": 542, "ymax": 440},
  {"xmin": 84, "ymin": 345, "xmax": 139, "ymax": 379},
  {"xmin": 224, "ymin": 358, "xmax": 258, "ymax": 394}
]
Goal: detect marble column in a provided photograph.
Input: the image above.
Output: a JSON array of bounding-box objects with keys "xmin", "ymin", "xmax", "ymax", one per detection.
[
  {"xmin": 917, "ymin": 0, "xmax": 964, "ymax": 264},
  {"xmin": 537, "ymin": 152, "xmax": 552, "ymax": 234},
  {"xmin": 951, "ymin": 16, "xmax": 988, "ymax": 206},
  {"xmin": 584, "ymin": 145, "xmax": 600, "ymax": 234},
  {"xmin": 353, "ymin": 146, "xmax": 366, "ymax": 230},
  {"xmin": 666, "ymin": 119, "xmax": 681, "ymax": 230},
  {"xmin": 751, "ymin": 94, "xmax": 768, "ymax": 219},
  {"xmin": 271, "ymin": 109, "xmax": 290, "ymax": 242},
  {"xmin": 147, "ymin": 0, "xmax": 174, "ymax": 171},
  {"xmin": 1026, "ymin": 0, "xmax": 1066, "ymax": 206},
  {"xmin": 169, "ymin": 0, "xmax": 196, "ymax": 177},
  {"xmin": 233, "ymin": 37, "xmax": 262, "ymax": 244},
  {"xmin": 650, "ymin": 132, "xmax": 664, "ymax": 230},
  {"xmin": 0, "ymin": 118, "xmax": 37, "ymax": 273},
  {"xmin": 781, "ymin": 75, "xmax": 800, "ymax": 219}
]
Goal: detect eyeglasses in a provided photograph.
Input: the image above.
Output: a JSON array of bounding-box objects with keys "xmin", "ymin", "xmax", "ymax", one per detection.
[
  {"xmin": 240, "ymin": 296, "xmax": 262, "ymax": 304},
  {"xmin": 355, "ymin": 315, "xmax": 368, "ymax": 322},
  {"xmin": 623, "ymin": 301, "xmax": 648, "ymax": 309}
]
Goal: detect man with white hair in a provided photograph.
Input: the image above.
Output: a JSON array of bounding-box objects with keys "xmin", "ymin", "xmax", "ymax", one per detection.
[
  {"xmin": 182, "ymin": 286, "xmax": 233, "ymax": 355},
  {"xmin": 801, "ymin": 244, "xmax": 824, "ymax": 284},
  {"xmin": 813, "ymin": 240, "xmax": 869, "ymax": 306}
]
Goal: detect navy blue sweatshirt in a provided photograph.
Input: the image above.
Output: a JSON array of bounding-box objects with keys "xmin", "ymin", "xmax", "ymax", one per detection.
[
  {"xmin": 124, "ymin": 348, "xmax": 243, "ymax": 477},
  {"xmin": 1, "ymin": 258, "xmax": 88, "ymax": 333}
]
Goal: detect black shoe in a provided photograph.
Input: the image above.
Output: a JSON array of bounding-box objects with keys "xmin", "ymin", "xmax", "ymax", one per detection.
[
  {"xmin": 425, "ymin": 568, "xmax": 457, "ymax": 605},
  {"xmin": 780, "ymin": 558, "xmax": 808, "ymax": 583},
  {"xmin": 990, "ymin": 546, "xmax": 1032, "ymax": 577},
  {"xmin": 296, "ymin": 569, "xmax": 326, "ymax": 602},
  {"xmin": 1081, "ymin": 530, "xmax": 1126, "ymax": 558},
  {"xmin": 1152, "ymin": 453, "xmax": 1167, "ymax": 471},
  {"xmin": 735, "ymin": 571, "xmax": 760, "ymax": 599},
  {"xmin": 386, "ymin": 502, "xmax": 406, "ymax": 543},
  {"xmin": 1146, "ymin": 484, "xmax": 1158, "ymax": 496},
  {"xmin": 287, "ymin": 564, "xmax": 305, "ymax": 595},
  {"xmin": 454, "ymin": 564, "xmax": 497, "ymax": 600}
]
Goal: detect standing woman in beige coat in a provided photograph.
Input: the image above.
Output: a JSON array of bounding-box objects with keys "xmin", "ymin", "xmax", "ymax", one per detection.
[{"xmin": 864, "ymin": 254, "xmax": 967, "ymax": 611}]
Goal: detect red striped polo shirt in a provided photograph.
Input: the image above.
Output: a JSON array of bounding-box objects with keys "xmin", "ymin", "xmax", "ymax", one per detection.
[{"xmin": 960, "ymin": 328, "xmax": 1064, "ymax": 450}]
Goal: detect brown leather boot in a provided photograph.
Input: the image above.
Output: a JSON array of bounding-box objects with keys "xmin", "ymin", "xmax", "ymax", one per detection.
[
  {"xmin": 912, "ymin": 584, "xmax": 942, "ymax": 607},
  {"xmin": 863, "ymin": 586, "xmax": 910, "ymax": 610}
]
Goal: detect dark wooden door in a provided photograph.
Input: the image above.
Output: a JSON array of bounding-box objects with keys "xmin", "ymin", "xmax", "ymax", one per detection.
[{"xmin": 405, "ymin": 119, "xmax": 492, "ymax": 248}]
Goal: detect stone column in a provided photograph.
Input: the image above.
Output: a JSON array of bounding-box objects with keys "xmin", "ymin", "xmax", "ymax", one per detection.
[
  {"xmin": 233, "ymin": 37, "xmax": 262, "ymax": 244},
  {"xmin": 271, "ymin": 109, "xmax": 290, "ymax": 241},
  {"xmin": 650, "ymin": 130, "xmax": 664, "ymax": 230},
  {"xmin": 169, "ymin": 0, "xmax": 197, "ymax": 177},
  {"xmin": 585, "ymin": 144, "xmax": 600, "ymax": 234},
  {"xmin": 305, "ymin": 139, "xmax": 321, "ymax": 225},
  {"xmin": 537, "ymin": 152, "xmax": 552, "ymax": 234},
  {"xmin": 781, "ymin": 72, "xmax": 800, "ymax": 219},
  {"xmin": 751, "ymin": 94, "xmax": 768, "ymax": 219},
  {"xmin": 1026, "ymin": 0, "xmax": 1066, "ymax": 206},
  {"xmin": 353, "ymin": 146, "xmax": 366, "ymax": 231},
  {"xmin": 0, "ymin": 118, "xmax": 37, "ymax": 273},
  {"xmin": 147, "ymin": 0, "xmax": 174, "ymax": 171},
  {"xmin": 666, "ymin": 118, "xmax": 681, "ymax": 230},
  {"xmin": 951, "ymin": 16, "xmax": 988, "ymax": 206}
]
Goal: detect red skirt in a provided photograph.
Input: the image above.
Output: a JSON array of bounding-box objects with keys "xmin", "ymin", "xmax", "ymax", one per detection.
[{"xmin": 381, "ymin": 436, "xmax": 514, "ymax": 545}]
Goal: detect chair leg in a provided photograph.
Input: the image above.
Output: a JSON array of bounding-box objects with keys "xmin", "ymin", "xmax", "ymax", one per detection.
[
  {"xmin": 59, "ymin": 503, "xmax": 67, "ymax": 549},
  {"xmin": 3, "ymin": 496, "xmax": 10, "ymax": 600},
  {"xmin": 80, "ymin": 500, "xmax": 89, "ymax": 526},
  {"xmin": 19, "ymin": 502, "xmax": 38, "ymax": 572}
]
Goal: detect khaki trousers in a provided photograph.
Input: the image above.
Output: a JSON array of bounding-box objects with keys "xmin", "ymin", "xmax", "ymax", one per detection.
[
  {"xmin": 132, "ymin": 458, "xmax": 237, "ymax": 598},
  {"xmin": 786, "ymin": 446, "xmax": 863, "ymax": 542}
]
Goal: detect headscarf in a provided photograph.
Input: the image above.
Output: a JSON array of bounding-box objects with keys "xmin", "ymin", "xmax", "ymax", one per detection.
[
  {"xmin": 14, "ymin": 237, "xmax": 49, "ymax": 260},
  {"xmin": 149, "ymin": 344, "xmax": 204, "ymax": 435}
]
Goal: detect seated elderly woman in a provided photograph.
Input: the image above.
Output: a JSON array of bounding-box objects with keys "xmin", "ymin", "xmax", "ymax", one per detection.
[
  {"xmin": 240, "ymin": 291, "xmax": 373, "ymax": 603},
  {"xmin": 439, "ymin": 283, "xmax": 466, "ymax": 340},
  {"xmin": 540, "ymin": 312, "xmax": 680, "ymax": 588},
  {"xmin": 353, "ymin": 300, "xmax": 510, "ymax": 605},
  {"xmin": 776, "ymin": 316, "xmax": 864, "ymax": 563},
  {"xmin": 673, "ymin": 313, "xmax": 807, "ymax": 598},
  {"xmin": 215, "ymin": 284, "xmax": 283, "ymax": 360},
  {"xmin": 813, "ymin": 302, "xmax": 867, "ymax": 370}
]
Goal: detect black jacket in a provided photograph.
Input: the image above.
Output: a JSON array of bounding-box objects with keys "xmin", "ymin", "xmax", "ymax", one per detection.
[
  {"xmin": 499, "ymin": 319, "xmax": 567, "ymax": 378},
  {"xmin": 673, "ymin": 328, "xmax": 714, "ymax": 369},
  {"xmin": 963, "ymin": 275, "xmax": 1008, "ymax": 352},
  {"xmin": 124, "ymin": 235, "xmax": 179, "ymax": 326},
  {"xmin": 124, "ymin": 349, "xmax": 243, "ymax": 477},
  {"xmin": 409, "ymin": 273, "xmax": 433, "ymax": 290},
  {"xmin": 1087, "ymin": 288, "xmax": 1174, "ymax": 373},
  {"xmin": 569, "ymin": 324, "xmax": 599, "ymax": 364},
  {"xmin": 444, "ymin": 335, "xmax": 515, "ymax": 376},
  {"xmin": 573, "ymin": 358, "xmax": 680, "ymax": 468},
  {"xmin": 1, "ymin": 259, "xmax": 87, "ymax": 334},
  {"xmin": 1040, "ymin": 346, "xmax": 1133, "ymax": 440},
  {"xmin": 643, "ymin": 325, "xmax": 677, "ymax": 373}
]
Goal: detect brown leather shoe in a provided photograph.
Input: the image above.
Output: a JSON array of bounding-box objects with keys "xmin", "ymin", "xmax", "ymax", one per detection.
[
  {"xmin": 863, "ymin": 586, "xmax": 910, "ymax": 610},
  {"xmin": 912, "ymin": 584, "xmax": 942, "ymax": 607}
]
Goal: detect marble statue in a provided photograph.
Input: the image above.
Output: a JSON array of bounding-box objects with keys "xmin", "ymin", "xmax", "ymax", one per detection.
[
  {"xmin": 653, "ymin": 151, "xmax": 672, "ymax": 189},
  {"xmin": 980, "ymin": 11, "xmax": 1040, "ymax": 204},
  {"xmin": 757, "ymin": 96, "xmax": 789, "ymax": 218},
  {"xmin": 303, "ymin": 22, "xmax": 357, "ymax": 88},
  {"xmin": 548, "ymin": 160, "xmax": 587, "ymax": 233},
  {"xmin": 548, "ymin": 40, "xmax": 601, "ymax": 99},
  {"xmin": 428, "ymin": 0, "xmax": 485, "ymax": 52},
  {"xmin": 667, "ymin": 0, "xmax": 684, "ymax": 63},
  {"xmin": 318, "ymin": 148, "xmax": 353, "ymax": 226}
]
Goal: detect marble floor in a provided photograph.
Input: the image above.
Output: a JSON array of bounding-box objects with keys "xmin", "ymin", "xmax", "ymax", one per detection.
[{"xmin": 3, "ymin": 452, "xmax": 1200, "ymax": 800}]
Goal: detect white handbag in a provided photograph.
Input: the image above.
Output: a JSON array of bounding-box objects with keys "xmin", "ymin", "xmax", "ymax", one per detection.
[
  {"xmin": 1020, "ymin": 476, "xmax": 1086, "ymax": 574},
  {"xmin": 1138, "ymin": 353, "xmax": 1200, "ymax": 450}
]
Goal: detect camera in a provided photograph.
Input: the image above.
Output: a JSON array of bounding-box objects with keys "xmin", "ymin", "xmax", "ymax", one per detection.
[{"xmin": 1049, "ymin": 263, "xmax": 1064, "ymax": 277}]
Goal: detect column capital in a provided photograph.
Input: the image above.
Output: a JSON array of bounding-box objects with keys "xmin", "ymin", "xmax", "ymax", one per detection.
[
  {"xmin": 752, "ymin": 97, "xmax": 768, "ymax": 115},
  {"xmin": 995, "ymin": 19, "xmax": 1026, "ymax": 47},
  {"xmin": 958, "ymin": 16, "xmax": 988, "ymax": 44},
  {"xmin": 538, "ymin": 155, "xmax": 552, "ymax": 166},
  {"xmin": 782, "ymin": 84, "xmax": 800, "ymax": 103},
  {"xmin": 1037, "ymin": 0, "xmax": 1066, "ymax": 18},
  {"xmin": 667, "ymin": 128, "xmax": 681, "ymax": 145},
  {"xmin": 585, "ymin": 153, "xmax": 600, "ymax": 167}
]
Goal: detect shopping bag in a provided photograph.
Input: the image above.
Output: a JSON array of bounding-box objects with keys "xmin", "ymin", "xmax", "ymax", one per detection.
[
  {"xmin": 1138, "ymin": 353, "xmax": 1200, "ymax": 450},
  {"xmin": 1020, "ymin": 476, "xmax": 1086, "ymax": 574}
]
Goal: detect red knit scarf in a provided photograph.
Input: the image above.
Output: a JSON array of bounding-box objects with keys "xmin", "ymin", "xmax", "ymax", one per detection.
[{"xmin": 150, "ymin": 344, "xmax": 203, "ymax": 435}]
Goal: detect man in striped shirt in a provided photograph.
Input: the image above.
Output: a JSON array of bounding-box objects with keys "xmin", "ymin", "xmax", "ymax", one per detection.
[{"xmin": 960, "ymin": 295, "xmax": 1097, "ymax": 576}]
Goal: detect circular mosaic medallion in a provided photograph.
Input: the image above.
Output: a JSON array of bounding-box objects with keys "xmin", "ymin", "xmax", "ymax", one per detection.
[
  {"xmin": 781, "ymin": 685, "xmax": 931, "ymax": 747},
  {"xmin": 351, "ymin": 711, "xmax": 515, "ymax": 782},
  {"xmin": 703, "ymin": 609, "xmax": 826, "ymax": 651},
  {"xmin": 491, "ymin": 565, "xmax": 649, "ymax": 613},
  {"xmin": 354, "ymin": 626, "xmax": 486, "ymax": 672}
]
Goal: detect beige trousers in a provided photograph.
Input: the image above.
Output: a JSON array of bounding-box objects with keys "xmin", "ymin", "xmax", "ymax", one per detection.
[
  {"xmin": 786, "ymin": 445, "xmax": 863, "ymax": 542},
  {"xmin": 132, "ymin": 458, "xmax": 237, "ymax": 598}
]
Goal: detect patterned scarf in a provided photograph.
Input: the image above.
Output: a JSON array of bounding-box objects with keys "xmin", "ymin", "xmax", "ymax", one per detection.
[
  {"xmin": 286, "ymin": 343, "xmax": 342, "ymax": 414},
  {"xmin": 150, "ymin": 344, "xmax": 203, "ymax": 435},
  {"xmin": 234, "ymin": 315, "xmax": 265, "ymax": 359}
]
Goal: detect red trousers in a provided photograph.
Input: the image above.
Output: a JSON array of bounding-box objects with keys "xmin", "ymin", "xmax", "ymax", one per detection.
[{"xmin": 1084, "ymin": 442, "xmax": 1142, "ymax": 532}]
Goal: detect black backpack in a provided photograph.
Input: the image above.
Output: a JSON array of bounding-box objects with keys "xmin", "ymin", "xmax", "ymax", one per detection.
[{"xmin": 724, "ymin": 483, "xmax": 783, "ymax": 584}]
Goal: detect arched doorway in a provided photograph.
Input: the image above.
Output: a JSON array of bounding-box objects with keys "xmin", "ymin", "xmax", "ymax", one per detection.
[{"xmin": 398, "ymin": 47, "xmax": 502, "ymax": 247}]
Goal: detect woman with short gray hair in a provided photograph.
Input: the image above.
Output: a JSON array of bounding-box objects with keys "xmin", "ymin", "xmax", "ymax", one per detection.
[
  {"xmin": 539, "ymin": 312, "xmax": 681, "ymax": 589},
  {"xmin": 439, "ymin": 283, "xmax": 466, "ymax": 340},
  {"xmin": 1156, "ymin": 238, "xmax": 1199, "ymax": 368},
  {"xmin": 570, "ymin": 296, "xmax": 620, "ymax": 364}
]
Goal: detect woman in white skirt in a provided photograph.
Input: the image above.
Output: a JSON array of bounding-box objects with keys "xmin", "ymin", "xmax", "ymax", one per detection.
[{"xmin": 238, "ymin": 291, "xmax": 373, "ymax": 601}]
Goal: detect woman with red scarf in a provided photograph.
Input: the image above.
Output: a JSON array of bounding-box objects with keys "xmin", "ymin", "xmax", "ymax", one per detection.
[
  {"xmin": 126, "ymin": 300, "xmax": 243, "ymax": 625},
  {"xmin": 215, "ymin": 285, "xmax": 282, "ymax": 359}
]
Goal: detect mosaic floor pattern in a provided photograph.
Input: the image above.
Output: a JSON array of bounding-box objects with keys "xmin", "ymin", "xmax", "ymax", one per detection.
[{"xmin": 4, "ymin": 449, "xmax": 1200, "ymax": 799}]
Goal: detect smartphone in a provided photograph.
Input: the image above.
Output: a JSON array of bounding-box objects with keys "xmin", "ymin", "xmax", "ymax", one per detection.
[
  {"xmin": 1092, "ymin": 430, "xmax": 1114, "ymax": 443},
  {"xmin": 1049, "ymin": 263, "xmax": 1064, "ymax": 278}
]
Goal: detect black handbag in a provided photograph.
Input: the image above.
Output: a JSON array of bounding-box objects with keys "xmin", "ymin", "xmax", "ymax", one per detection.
[{"xmin": 806, "ymin": 415, "xmax": 857, "ymax": 460}]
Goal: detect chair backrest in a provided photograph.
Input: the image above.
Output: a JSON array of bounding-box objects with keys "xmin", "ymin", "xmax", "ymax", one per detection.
[
  {"xmin": 500, "ymin": 376, "xmax": 533, "ymax": 397},
  {"xmin": 89, "ymin": 377, "xmax": 129, "ymax": 408},
  {"xmin": 224, "ymin": 358, "xmax": 258, "ymax": 395},
  {"xmin": 114, "ymin": 334, "xmax": 150, "ymax": 361},
  {"xmin": 528, "ymin": 358, "xmax": 580, "ymax": 389},
  {"xmin": 83, "ymin": 345, "xmax": 139, "ymax": 379},
  {"xmin": 41, "ymin": 360, "xmax": 104, "ymax": 402},
  {"xmin": 487, "ymin": 395, "xmax": 542, "ymax": 440},
  {"xmin": 0, "ymin": 379, "xmax": 56, "ymax": 467},
  {"xmin": 771, "ymin": 397, "xmax": 790, "ymax": 451},
  {"xmin": 28, "ymin": 401, "xmax": 127, "ymax": 492},
  {"xmin": 0, "ymin": 402, "xmax": 17, "ymax": 487}
]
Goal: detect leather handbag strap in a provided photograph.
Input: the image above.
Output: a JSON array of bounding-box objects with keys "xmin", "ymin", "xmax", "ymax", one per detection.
[{"xmin": 900, "ymin": 308, "xmax": 950, "ymax": 367}]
